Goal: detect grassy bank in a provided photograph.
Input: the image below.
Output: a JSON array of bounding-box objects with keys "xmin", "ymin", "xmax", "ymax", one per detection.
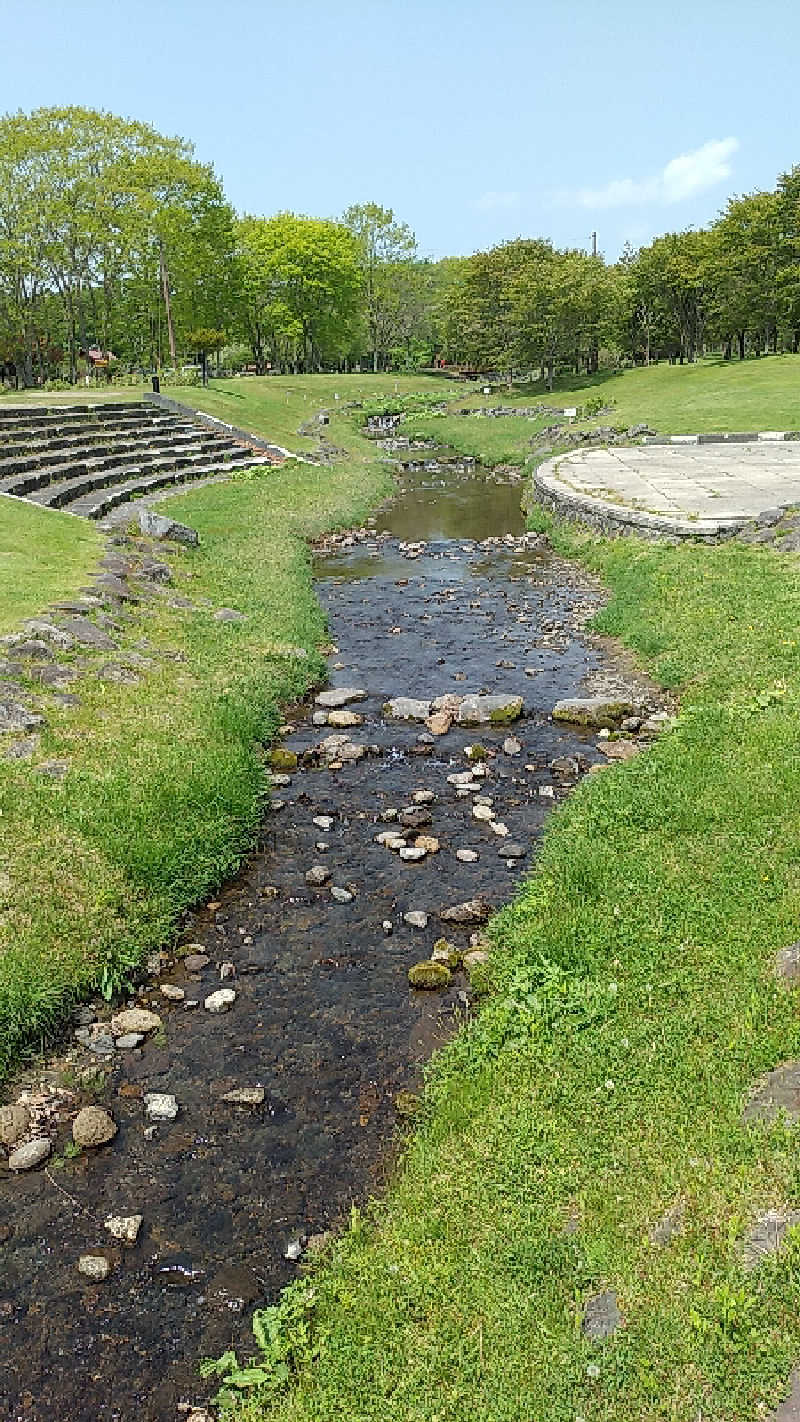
[
  {"xmin": 222, "ymin": 527, "xmax": 800, "ymax": 1420},
  {"xmin": 0, "ymin": 496, "xmax": 103, "ymax": 633},
  {"xmin": 0, "ymin": 455, "xmax": 391, "ymax": 1079}
]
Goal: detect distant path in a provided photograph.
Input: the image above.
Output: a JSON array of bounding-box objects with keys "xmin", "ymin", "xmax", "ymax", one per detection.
[{"xmin": 534, "ymin": 438, "xmax": 800, "ymax": 540}]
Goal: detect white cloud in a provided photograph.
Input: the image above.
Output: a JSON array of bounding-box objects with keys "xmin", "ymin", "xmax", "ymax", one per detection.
[
  {"xmin": 561, "ymin": 138, "xmax": 739, "ymax": 210},
  {"xmin": 474, "ymin": 190, "xmax": 521, "ymax": 212}
]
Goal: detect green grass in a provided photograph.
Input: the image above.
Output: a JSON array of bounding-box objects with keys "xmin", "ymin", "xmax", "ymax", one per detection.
[
  {"xmin": 401, "ymin": 354, "xmax": 800, "ymax": 470},
  {"xmin": 0, "ymin": 454, "xmax": 391, "ymax": 1078},
  {"xmin": 0, "ymin": 496, "xmax": 103, "ymax": 633},
  {"xmin": 219, "ymin": 532, "xmax": 800, "ymax": 1416}
]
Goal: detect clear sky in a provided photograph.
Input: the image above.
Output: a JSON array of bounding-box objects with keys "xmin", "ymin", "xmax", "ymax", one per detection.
[{"xmin": 2, "ymin": 0, "xmax": 798, "ymax": 261}]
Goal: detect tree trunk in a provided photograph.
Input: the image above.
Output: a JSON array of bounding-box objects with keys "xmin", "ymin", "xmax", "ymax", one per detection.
[
  {"xmin": 738, "ymin": 330, "xmax": 746, "ymax": 360},
  {"xmin": 723, "ymin": 338, "xmax": 732, "ymax": 360},
  {"xmin": 158, "ymin": 241, "xmax": 177, "ymax": 364}
]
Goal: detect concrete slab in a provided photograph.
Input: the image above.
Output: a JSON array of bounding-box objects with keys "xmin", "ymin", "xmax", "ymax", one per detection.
[{"xmin": 533, "ymin": 442, "xmax": 800, "ymax": 540}]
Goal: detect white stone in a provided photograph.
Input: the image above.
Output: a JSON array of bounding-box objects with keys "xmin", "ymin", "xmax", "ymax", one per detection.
[
  {"xmin": 472, "ymin": 804, "xmax": 494, "ymax": 821},
  {"xmin": 313, "ymin": 815, "xmax": 334, "ymax": 830},
  {"xmin": 104, "ymin": 1214, "xmax": 143, "ymax": 1244},
  {"xmin": 7, "ymin": 1138, "xmax": 51, "ymax": 1171},
  {"xmin": 315, "ymin": 687, "xmax": 367, "ymax": 708},
  {"xmin": 400, "ymin": 847, "xmax": 427, "ymax": 861},
  {"xmin": 110, "ymin": 1008, "xmax": 162, "ymax": 1037},
  {"xmin": 331, "ymin": 887, "xmax": 353, "ymax": 903},
  {"xmin": 404, "ymin": 911, "xmax": 428, "ymax": 929},
  {"xmin": 204, "ymin": 989, "xmax": 236, "ymax": 1013},
  {"xmin": 78, "ymin": 1254, "xmax": 110, "ymax": 1281},
  {"xmin": 144, "ymin": 1093, "xmax": 179, "ymax": 1121},
  {"xmin": 456, "ymin": 849, "xmax": 479, "ymax": 862}
]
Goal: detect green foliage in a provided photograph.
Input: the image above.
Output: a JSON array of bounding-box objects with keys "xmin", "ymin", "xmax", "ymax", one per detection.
[{"xmin": 202, "ymin": 1280, "xmax": 316, "ymax": 1405}]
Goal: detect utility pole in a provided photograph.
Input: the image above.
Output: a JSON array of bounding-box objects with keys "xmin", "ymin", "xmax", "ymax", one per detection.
[
  {"xmin": 158, "ymin": 239, "xmax": 177, "ymax": 365},
  {"xmin": 591, "ymin": 231, "xmax": 597, "ymax": 258}
]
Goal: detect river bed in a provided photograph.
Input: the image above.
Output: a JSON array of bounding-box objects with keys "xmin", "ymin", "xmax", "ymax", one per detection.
[{"xmin": 0, "ymin": 457, "xmax": 635, "ymax": 1421}]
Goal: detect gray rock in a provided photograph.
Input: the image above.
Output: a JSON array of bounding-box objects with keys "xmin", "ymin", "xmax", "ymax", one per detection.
[
  {"xmin": 582, "ymin": 1290, "xmax": 621, "ymax": 1341},
  {"xmin": 7, "ymin": 1137, "xmax": 51, "ymax": 1172},
  {"xmin": 743, "ymin": 1209, "xmax": 800, "ymax": 1271},
  {"xmin": 74, "ymin": 1026, "xmax": 115, "ymax": 1056},
  {"xmin": 457, "ymin": 694, "xmax": 523, "ymax": 726},
  {"xmin": 0, "ymin": 1104, "xmax": 31, "ymax": 1147},
  {"xmin": 775, "ymin": 943, "xmax": 800, "ymax": 985},
  {"xmin": 144, "ymin": 1093, "xmax": 179, "ymax": 1121},
  {"xmin": 138, "ymin": 509, "xmax": 199, "ymax": 545},
  {"xmin": 552, "ymin": 697, "xmax": 635, "ymax": 729},
  {"xmin": 404, "ymin": 911, "xmax": 428, "ymax": 929},
  {"xmin": 312, "ymin": 710, "xmax": 329, "ymax": 726},
  {"xmin": 21, "ymin": 620, "xmax": 75, "ymax": 649},
  {"xmin": 214, "ymin": 608, "xmax": 247, "ymax": 623},
  {"xmin": 115, "ymin": 1033, "xmax": 144, "ymax": 1050},
  {"xmin": 306, "ymin": 865, "xmax": 331, "ymax": 886},
  {"xmin": 382, "ymin": 696, "xmax": 431, "ymax": 722},
  {"xmin": 648, "ymin": 1199, "xmax": 686, "ymax": 1246},
  {"xmin": 440, "ymin": 897, "xmax": 491, "ymax": 924},
  {"xmin": 767, "ymin": 1367, "xmax": 800, "ymax": 1420},
  {"xmin": 456, "ymin": 849, "xmax": 479, "ymax": 862},
  {"xmin": 58, "ymin": 616, "xmax": 117, "ymax": 651},
  {"xmin": 204, "ymin": 988, "xmax": 236, "ymax": 1013},
  {"xmin": 315, "ymin": 687, "xmax": 367, "ymax": 709},
  {"xmin": 331, "ymin": 886, "xmax": 353, "ymax": 903},
  {"xmin": 138, "ymin": 560, "xmax": 173, "ymax": 584},
  {"xmin": 3, "ymin": 736, "xmax": 39, "ymax": 761},
  {"xmin": 183, "ymin": 953, "xmax": 210, "ymax": 973},
  {"xmin": 78, "ymin": 1254, "xmax": 111, "ymax": 1282},
  {"xmin": 499, "ymin": 842, "xmax": 526, "ymax": 859},
  {"xmin": 502, "ymin": 736, "xmax": 522, "ymax": 755},
  {"xmin": 744, "ymin": 1061, "xmax": 800, "ymax": 1125},
  {"xmin": 110, "ymin": 1008, "xmax": 162, "ymax": 1037},
  {"xmin": 0, "ymin": 701, "xmax": 44, "ymax": 734},
  {"xmin": 312, "ymin": 815, "xmax": 334, "ymax": 831}
]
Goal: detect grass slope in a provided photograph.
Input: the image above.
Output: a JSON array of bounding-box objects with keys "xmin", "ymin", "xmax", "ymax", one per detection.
[
  {"xmin": 217, "ymin": 441, "xmax": 800, "ymax": 1418},
  {"xmin": 0, "ymin": 496, "xmax": 102, "ymax": 634},
  {"xmin": 0, "ymin": 456, "xmax": 391, "ymax": 1078}
]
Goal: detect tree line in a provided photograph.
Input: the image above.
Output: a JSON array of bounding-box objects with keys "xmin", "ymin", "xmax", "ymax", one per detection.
[{"xmin": 2, "ymin": 106, "xmax": 800, "ymax": 387}]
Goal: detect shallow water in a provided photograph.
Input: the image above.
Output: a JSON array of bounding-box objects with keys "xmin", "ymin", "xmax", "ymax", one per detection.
[{"xmin": 0, "ymin": 460, "xmax": 612, "ymax": 1421}]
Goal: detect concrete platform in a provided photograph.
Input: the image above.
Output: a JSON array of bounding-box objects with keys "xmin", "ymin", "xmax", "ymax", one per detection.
[{"xmin": 533, "ymin": 441, "xmax": 800, "ymax": 540}]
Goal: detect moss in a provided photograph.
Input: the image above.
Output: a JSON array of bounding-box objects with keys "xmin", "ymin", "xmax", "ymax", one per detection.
[
  {"xmin": 408, "ymin": 961, "xmax": 451, "ymax": 990},
  {"xmin": 431, "ymin": 938, "xmax": 461, "ymax": 969},
  {"xmin": 269, "ymin": 748, "xmax": 298, "ymax": 772},
  {"xmin": 466, "ymin": 743, "xmax": 488, "ymax": 762}
]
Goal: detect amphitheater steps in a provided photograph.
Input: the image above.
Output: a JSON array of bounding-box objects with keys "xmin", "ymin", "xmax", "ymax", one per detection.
[{"xmin": 0, "ymin": 400, "xmax": 281, "ymax": 517}]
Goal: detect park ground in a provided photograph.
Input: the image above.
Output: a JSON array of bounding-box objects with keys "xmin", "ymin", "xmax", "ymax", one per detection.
[{"xmin": 4, "ymin": 359, "xmax": 800, "ymax": 1417}]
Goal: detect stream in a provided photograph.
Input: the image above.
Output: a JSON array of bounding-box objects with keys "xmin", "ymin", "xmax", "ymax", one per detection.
[{"xmin": 0, "ymin": 454, "xmax": 632, "ymax": 1421}]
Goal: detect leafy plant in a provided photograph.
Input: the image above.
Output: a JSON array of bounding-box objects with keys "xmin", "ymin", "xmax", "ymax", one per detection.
[{"xmin": 200, "ymin": 1280, "xmax": 316, "ymax": 1403}]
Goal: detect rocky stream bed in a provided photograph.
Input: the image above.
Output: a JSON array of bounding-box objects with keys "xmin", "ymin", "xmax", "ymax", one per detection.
[{"xmin": 0, "ymin": 459, "xmax": 665, "ymax": 1421}]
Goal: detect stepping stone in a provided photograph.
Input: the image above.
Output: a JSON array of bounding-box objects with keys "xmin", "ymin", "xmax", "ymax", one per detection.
[
  {"xmin": 775, "ymin": 943, "xmax": 800, "ymax": 986},
  {"xmin": 552, "ymin": 697, "xmax": 634, "ymax": 729},
  {"xmin": 767, "ymin": 1368, "xmax": 800, "ymax": 1420},
  {"xmin": 581, "ymin": 1290, "xmax": 622, "ymax": 1341},
  {"xmin": 742, "ymin": 1209, "xmax": 800, "ymax": 1270},
  {"xmin": 58, "ymin": 616, "xmax": 117, "ymax": 651},
  {"xmin": 743, "ymin": 1061, "xmax": 800, "ymax": 1125},
  {"xmin": 315, "ymin": 687, "xmax": 367, "ymax": 709}
]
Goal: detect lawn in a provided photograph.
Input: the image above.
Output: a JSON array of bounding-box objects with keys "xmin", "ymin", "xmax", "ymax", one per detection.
[
  {"xmin": 0, "ymin": 495, "xmax": 102, "ymax": 634},
  {"xmin": 0, "ymin": 454, "xmax": 391, "ymax": 1077}
]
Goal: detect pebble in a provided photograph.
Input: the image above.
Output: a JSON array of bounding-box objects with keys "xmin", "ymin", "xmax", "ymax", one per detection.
[
  {"xmin": 104, "ymin": 1214, "xmax": 143, "ymax": 1245},
  {"xmin": 183, "ymin": 954, "xmax": 209, "ymax": 973},
  {"xmin": 144, "ymin": 1093, "xmax": 179, "ymax": 1121},
  {"xmin": 412, "ymin": 790, "xmax": 436, "ymax": 804},
  {"xmin": 115, "ymin": 1032, "xmax": 144, "ymax": 1049},
  {"xmin": 159, "ymin": 984, "xmax": 185, "ymax": 1002},
  {"xmin": 315, "ymin": 687, "xmax": 367, "ymax": 709},
  {"xmin": 284, "ymin": 1239, "xmax": 304, "ymax": 1262},
  {"xmin": 204, "ymin": 989, "xmax": 236, "ymax": 1013},
  {"xmin": 404, "ymin": 911, "xmax": 428, "ymax": 929},
  {"xmin": 221, "ymin": 1087, "xmax": 265, "ymax": 1107},
  {"xmin": 271, "ymin": 773, "xmax": 292, "ymax": 787},
  {"xmin": 456, "ymin": 849, "xmax": 479, "ymax": 862},
  {"xmin": 327, "ymin": 709, "xmax": 363, "ymax": 728},
  {"xmin": 503, "ymin": 737, "xmax": 522, "ymax": 755},
  {"xmin": 75, "ymin": 1026, "xmax": 115, "ymax": 1056},
  {"xmin": 78, "ymin": 1255, "xmax": 111, "ymax": 1282},
  {"xmin": 490, "ymin": 821, "xmax": 509, "ymax": 837},
  {"xmin": 110, "ymin": 1008, "xmax": 161, "ymax": 1037},
  {"xmin": 312, "ymin": 815, "xmax": 334, "ymax": 831},
  {"xmin": 72, "ymin": 1107, "xmax": 117, "ymax": 1148},
  {"xmin": 382, "ymin": 920, "xmax": 393, "ymax": 934},
  {"xmin": 415, "ymin": 835, "xmax": 440, "ymax": 854},
  {"xmin": 472, "ymin": 804, "xmax": 494, "ymax": 821},
  {"xmin": 400, "ymin": 847, "xmax": 427, "ymax": 861},
  {"xmin": 7, "ymin": 1138, "xmax": 51, "ymax": 1172},
  {"xmin": 312, "ymin": 710, "xmax": 328, "ymax": 726},
  {"xmin": 379, "ymin": 807, "xmax": 398, "ymax": 821},
  {"xmin": 331, "ymin": 887, "xmax": 354, "ymax": 903},
  {"xmin": 305, "ymin": 865, "xmax": 331, "ymax": 886}
]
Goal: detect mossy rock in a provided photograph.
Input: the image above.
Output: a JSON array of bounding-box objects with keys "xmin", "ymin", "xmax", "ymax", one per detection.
[
  {"xmin": 394, "ymin": 1090, "xmax": 422, "ymax": 1119},
  {"xmin": 466, "ymin": 744, "xmax": 488, "ymax": 762},
  {"xmin": 431, "ymin": 938, "xmax": 461, "ymax": 969},
  {"xmin": 408, "ymin": 961, "xmax": 451, "ymax": 990},
  {"xmin": 269, "ymin": 748, "xmax": 298, "ymax": 772}
]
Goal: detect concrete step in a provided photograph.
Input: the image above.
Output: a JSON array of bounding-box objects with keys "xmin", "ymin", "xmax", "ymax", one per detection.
[
  {"xmin": 0, "ymin": 432, "xmax": 245, "ymax": 487},
  {"xmin": 0, "ymin": 402, "xmax": 145, "ymax": 424},
  {"xmin": 9, "ymin": 440, "xmax": 252, "ymax": 505},
  {"xmin": 0, "ymin": 415, "xmax": 194, "ymax": 454},
  {"xmin": 66, "ymin": 453, "xmax": 275, "ymax": 518}
]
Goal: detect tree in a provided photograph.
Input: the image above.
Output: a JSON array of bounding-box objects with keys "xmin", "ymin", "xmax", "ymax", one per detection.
[
  {"xmin": 342, "ymin": 203, "xmax": 416, "ymax": 371},
  {"xmin": 237, "ymin": 213, "xmax": 361, "ymax": 372}
]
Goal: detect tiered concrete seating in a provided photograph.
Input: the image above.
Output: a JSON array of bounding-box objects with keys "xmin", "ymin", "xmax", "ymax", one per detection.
[{"xmin": 0, "ymin": 401, "xmax": 279, "ymax": 518}]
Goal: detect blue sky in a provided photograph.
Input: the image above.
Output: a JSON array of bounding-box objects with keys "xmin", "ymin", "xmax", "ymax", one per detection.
[{"xmin": 2, "ymin": 0, "xmax": 798, "ymax": 261}]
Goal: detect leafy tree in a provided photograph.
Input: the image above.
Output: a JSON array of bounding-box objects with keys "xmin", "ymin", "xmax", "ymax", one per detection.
[{"xmin": 342, "ymin": 203, "xmax": 417, "ymax": 371}]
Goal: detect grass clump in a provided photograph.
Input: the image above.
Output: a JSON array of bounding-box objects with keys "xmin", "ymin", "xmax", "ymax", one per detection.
[
  {"xmin": 223, "ymin": 528, "xmax": 800, "ymax": 1422},
  {"xmin": 0, "ymin": 454, "xmax": 391, "ymax": 1079},
  {"xmin": 0, "ymin": 496, "xmax": 102, "ymax": 633}
]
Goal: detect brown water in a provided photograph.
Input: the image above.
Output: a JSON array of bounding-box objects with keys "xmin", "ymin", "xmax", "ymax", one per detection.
[{"xmin": 0, "ymin": 459, "xmax": 613, "ymax": 1422}]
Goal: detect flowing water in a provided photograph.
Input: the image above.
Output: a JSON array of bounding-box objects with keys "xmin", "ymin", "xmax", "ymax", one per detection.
[{"xmin": 0, "ymin": 456, "xmax": 622, "ymax": 1421}]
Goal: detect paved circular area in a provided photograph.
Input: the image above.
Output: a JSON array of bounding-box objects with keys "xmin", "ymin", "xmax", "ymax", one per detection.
[{"xmin": 535, "ymin": 441, "xmax": 800, "ymax": 539}]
